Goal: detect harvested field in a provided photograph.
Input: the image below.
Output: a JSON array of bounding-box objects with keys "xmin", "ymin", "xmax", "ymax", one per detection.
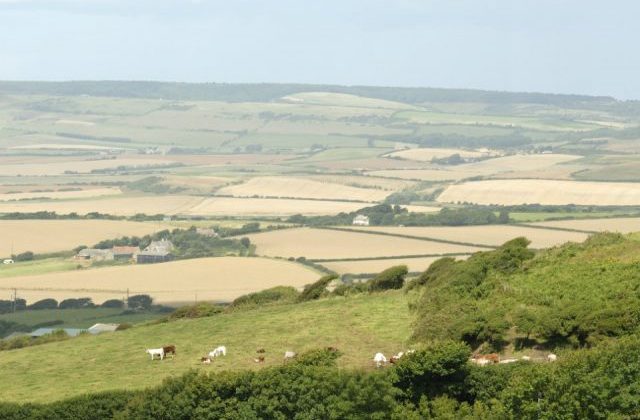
[
  {"xmin": 528, "ymin": 217, "xmax": 640, "ymax": 233},
  {"xmin": 0, "ymin": 157, "xmax": 176, "ymax": 176},
  {"xmin": 187, "ymin": 197, "xmax": 375, "ymax": 216},
  {"xmin": 367, "ymin": 169, "xmax": 476, "ymax": 181},
  {"xmin": 0, "ymin": 220, "xmax": 170, "ymax": 256},
  {"xmin": 0, "ymin": 187, "xmax": 121, "ymax": 201},
  {"xmin": 437, "ymin": 179, "xmax": 640, "ymax": 206},
  {"xmin": 9, "ymin": 143, "xmax": 123, "ymax": 151},
  {"xmin": 247, "ymin": 227, "xmax": 483, "ymax": 260},
  {"xmin": 0, "ymin": 195, "xmax": 204, "ymax": 216},
  {"xmin": 0, "ymin": 257, "xmax": 320, "ymax": 305},
  {"xmin": 387, "ymin": 147, "xmax": 492, "ymax": 161},
  {"xmin": 348, "ymin": 225, "xmax": 589, "ymax": 249},
  {"xmin": 216, "ymin": 176, "xmax": 389, "ymax": 202},
  {"xmin": 304, "ymin": 175, "xmax": 415, "ymax": 191},
  {"xmin": 322, "ymin": 256, "xmax": 450, "ymax": 274}
]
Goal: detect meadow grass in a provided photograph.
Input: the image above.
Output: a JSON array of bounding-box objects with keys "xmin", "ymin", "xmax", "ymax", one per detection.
[
  {"xmin": 0, "ymin": 258, "xmax": 79, "ymax": 279},
  {"xmin": 0, "ymin": 290, "xmax": 412, "ymax": 403}
]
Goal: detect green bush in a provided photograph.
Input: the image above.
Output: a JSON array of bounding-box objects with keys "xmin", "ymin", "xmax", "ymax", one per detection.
[
  {"xmin": 232, "ymin": 286, "xmax": 300, "ymax": 308},
  {"xmin": 27, "ymin": 298, "xmax": 58, "ymax": 310},
  {"xmin": 168, "ymin": 302, "xmax": 224, "ymax": 320},
  {"xmin": 369, "ymin": 265, "xmax": 408, "ymax": 292},
  {"xmin": 298, "ymin": 274, "xmax": 337, "ymax": 302},
  {"xmin": 101, "ymin": 299, "xmax": 125, "ymax": 309}
]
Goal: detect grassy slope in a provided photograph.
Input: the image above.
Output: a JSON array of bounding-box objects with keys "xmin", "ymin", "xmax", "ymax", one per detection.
[
  {"xmin": 0, "ymin": 290, "xmax": 411, "ymax": 403},
  {"xmin": 0, "ymin": 258, "xmax": 78, "ymax": 279}
]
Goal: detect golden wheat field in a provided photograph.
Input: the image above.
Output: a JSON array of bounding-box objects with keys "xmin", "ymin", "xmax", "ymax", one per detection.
[
  {"xmin": 0, "ymin": 219, "xmax": 170, "ymax": 255},
  {"xmin": 304, "ymin": 175, "xmax": 415, "ymax": 191},
  {"xmin": 0, "ymin": 187, "xmax": 122, "ymax": 202},
  {"xmin": 0, "ymin": 195, "xmax": 204, "ymax": 216},
  {"xmin": 0, "ymin": 157, "xmax": 176, "ymax": 176},
  {"xmin": 437, "ymin": 179, "xmax": 640, "ymax": 206},
  {"xmin": 322, "ymin": 256, "xmax": 453, "ymax": 274},
  {"xmin": 247, "ymin": 227, "xmax": 483, "ymax": 259},
  {"xmin": 528, "ymin": 217, "xmax": 640, "ymax": 233},
  {"xmin": 187, "ymin": 197, "xmax": 379, "ymax": 216},
  {"xmin": 0, "ymin": 257, "xmax": 320, "ymax": 305},
  {"xmin": 387, "ymin": 147, "xmax": 492, "ymax": 161},
  {"xmin": 216, "ymin": 176, "xmax": 390, "ymax": 202},
  {"xmin": 366, "ymin": 169, "xmax": 477, "ymax": 181},
  {"xmin": 348, "ymin": 225, "xmax": 589, "ymax": 249}
]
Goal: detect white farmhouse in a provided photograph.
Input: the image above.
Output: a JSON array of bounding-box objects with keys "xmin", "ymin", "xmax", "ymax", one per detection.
[{"xmin": 352, "ymin": 215, "xmax": 370, "ymax": 226}]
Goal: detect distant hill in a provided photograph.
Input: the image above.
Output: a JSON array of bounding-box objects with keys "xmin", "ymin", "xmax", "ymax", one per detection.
[{"xmin": 0, "ymin": 80, "xmax": 616, "ymax": 106}]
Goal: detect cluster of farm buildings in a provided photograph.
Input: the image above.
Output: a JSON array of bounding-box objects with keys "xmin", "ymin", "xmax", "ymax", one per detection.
[{"xmin": 76, "ymin": 238, "xmax": 174, "ymax": 264}]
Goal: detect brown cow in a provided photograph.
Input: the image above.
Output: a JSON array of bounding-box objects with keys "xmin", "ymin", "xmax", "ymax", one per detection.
[
  {"xmin": 163, "ymin": 345, "xmax": 176, "ymax": 359},
  {"xmin": 471, "ymin": 353, "xmax": 499, "ymax": 365},
  {"xmin": 254, "ymin": 356, "xmax": 265, "ymax": 363},
  {"xmin": 256, "ymin": 348, "xmax": 266, "ymax": 354},
  {"xmin": 326, "ymin": 347, "xmax": 339, "ymax": 353},
  {"xmin": 201, "ymin": 357, "xmax": 211, "ymax": 364}
]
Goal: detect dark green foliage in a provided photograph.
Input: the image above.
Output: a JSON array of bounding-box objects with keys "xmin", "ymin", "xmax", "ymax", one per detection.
[
  {"xmin": 232, "ymin": 286, "xmax": 300, "ymax": 308},
  {"xmin": 291, "ymin": 348, "xmax": 342, "ymax": 367},
  {"xmin": 392, "ymin": 341, "xmax": 471, "ymax": 403},
  {"xmin": 0, "ymin": 298, "xmax": 26, "ymax": 314},
  {"xmin": 0, "ymin": 329, "xmax": 71, "ymax": 352},
  {"xmin": 12, "ymin": 251, "xmax": 34, "ymax": 262},
  {"xmin": 27, "ymin": 298, "xmax": 58, "ymax": 310},
  {"xmin": 332, "ymin": 281, "xmax": 369, "ymax": 296},
  {"xmin": 58, "ymin": 297, "xmax": 94, "ymax": 310},
  {"xmin": 101, "ymin": 299, "xmax": 125, "ymax": 309},
  {"xmin": 298, "ymin": 274, "xmax": 338, "ymax": 302},
  {"xmin": 168, "ymin": 302, "xmax": 224, "ymax": 320},
  {"xmin": 127, "ymin": 295, "xmax": 153, "ymax": 310},
  {"xmin": 369, "ymin": 265, "xmax": 408, "ymax": 291},
  {"xmin": 126, "ymin": 176, "xmax": 184, "ymax": 194},
  {"xmin": 394, "ymin": 207, "xmax": 501, "ymax": 227}
]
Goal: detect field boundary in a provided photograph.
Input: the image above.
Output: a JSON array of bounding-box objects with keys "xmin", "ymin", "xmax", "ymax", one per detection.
[
  {"xmin": 311, "ymin": 252, "xmax": 473, "ymax": 263},
  {"xmin": 513, "ymin": 223, "xmax": 598, "ymax": 234},
  {"xmin": 318, "ymin": 226, "xmax": 496, "ymax": 249}
]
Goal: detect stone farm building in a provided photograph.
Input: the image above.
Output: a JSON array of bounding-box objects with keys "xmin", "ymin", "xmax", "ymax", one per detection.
[
  {"xmin": 137, "ymin": 239, "xmax": 174, "ymax": 264},
  {"xmin": 352, "ymin": 215, "xmax": 370, "ymax": 226},
  {"xmin": 76, "ymin": 248, "xmax": 113, "ymax": 261},
  {"xmin": 112, "ymin": 246, "xmax": 140, "ymax": 261}
]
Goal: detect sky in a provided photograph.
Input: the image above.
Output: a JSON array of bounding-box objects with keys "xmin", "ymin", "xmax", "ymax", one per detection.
[{"xmin": 0, "ymin": 0, "xmax": 638, "ymax": 99}]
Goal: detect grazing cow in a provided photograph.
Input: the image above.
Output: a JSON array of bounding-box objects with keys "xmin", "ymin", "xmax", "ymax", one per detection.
[
  {"xmin": 327, "ymin": 346, "xmax": 339, "ymax": 353},
  {"xmin": 471, "ymin": 353, "xmax": 500, "ymax": 366},
  {"xmin": 284, "ymin": 351, "xmax": 296, "ymax": 361},
  {"xmin": 254, "ymin": 356, "xmax": 265, "ymax": 363},
  {"xmin": 389, "ymin": 352, "xmax": 404, "ymax": 364},
  {"xmin": 201, "ymin": 357, "xmax": 211, "ymax": 364},
  {"xmin": 209, "ymin": 346, "xmax": 227, "ymax": 358},
  {"xmin": 163, "ymin": 345, "xmax": 176, "ymax": 358},
  {"xmin": 547, "ymin": 353, "xmax": 557, "ymax": 362},
  {"xmin": 256, "ymin": 348, "xmax": 266, "ymax": 354},
  {"xmin": 373, "ymin": 352, "xmax": 387, "ymax": 368},
  {"xmin": 146, "ymin": 348, "xmax": 164, "ymax": 360}
]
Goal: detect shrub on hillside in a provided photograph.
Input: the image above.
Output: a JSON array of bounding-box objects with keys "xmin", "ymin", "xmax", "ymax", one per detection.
[
  {"xmin": 101, "ymin": 299, "xmax": 125, "ymax": 309},
  {"xmin": 168, "ymin": 302, "xmax": 224, "ymax": 320},
  {"xmin": 59, "ymin": 297, "xmax": 94, "ymax": 309},
  {"xmin": 369, "ymin": 265, "xmax": 408, "ymax": 292},
  {"xmin": 127, "ymin": 295, "xmax": 153, "ymax": 310},
  {"xmin": 332, "ymin": 281, "xmax": 369, "ymax": 297},
  {"xmin": 27, "ymin": 298, "xmax": 58, "ymax": 310},
  {"xmin": 0, "ymin": 298, "xmax": 26, "ymax": 314},
  {"xmin": 298, "ymin": 274, "xmax": 338, "ymax": 302},
  {"xmin": 232, "ymin": 286, "xmax": 300, "ymax": 308},
  {"xmin": 12, "ymin": 251, "xmax": 34, "ymax": 262}
]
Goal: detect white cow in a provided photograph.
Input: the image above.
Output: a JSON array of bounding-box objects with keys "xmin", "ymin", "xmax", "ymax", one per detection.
[
  {"xmin": 209, "ymin": 346, "xmax": 227, "ymax": 358},
  {"xmin": 521, "ymin": 356, "xmax": 531, "ymax": 361},
  {"xmin": 284, "ymin": 351, "xmax": 296, "ymax": 360},
  {"xmin": 373, "ymin": 352, "xmax": 387, "ymax": 368},
  {"xmin": 146, "ymin": 348, "xmax": 164, "ymax": 360},
  {"xmin": 498, "ymin": 358, "xmax": 519, "ymax": 364},
  {"xmin": 547, "ymin": 353, "xmax": 557, "ymax": 362}
]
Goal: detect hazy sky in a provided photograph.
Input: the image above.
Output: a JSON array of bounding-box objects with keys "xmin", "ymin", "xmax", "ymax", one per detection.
[{"xmin": 1, "ymin": 0, "xmax": 638, "ymax": 99}]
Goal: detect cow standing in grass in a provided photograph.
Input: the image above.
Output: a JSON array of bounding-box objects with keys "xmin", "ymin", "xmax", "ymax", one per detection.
[
  {"xmin": 146, "ymin": 348, "xmax": 164, "ymax": 360},
  {"xmin": 163, "ymin": 345, "xmax": 176, "ymax": 359}
]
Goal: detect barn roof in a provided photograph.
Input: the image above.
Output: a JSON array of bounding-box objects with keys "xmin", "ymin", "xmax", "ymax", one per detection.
[{"xmin": 88, "ymin": 323, "xmax": 119, "ymax": 334}]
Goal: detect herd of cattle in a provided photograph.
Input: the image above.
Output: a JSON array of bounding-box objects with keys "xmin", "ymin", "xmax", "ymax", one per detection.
[{"xmin": 145, "ymin": 345, "xmax": 558, "ymax": 367}]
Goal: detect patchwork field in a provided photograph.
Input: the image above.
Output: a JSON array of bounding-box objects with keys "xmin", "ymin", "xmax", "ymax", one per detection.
[
  {"xmin": 527, "ymin": 217, "xmax": 640, "ymax": 233},
  {"xmin": 0, "ymin": 157, "xmax": 176, "ymax": 176},
  {"xmin": 247, "ymin": 227, "xmax": 483, "ymax": 260},
  {"xmin": 347, "ymin": 225, "xmax": 589, "ymax": 249},
  {"xmin": 0, "ymin": 187, "xmax": 122, "ymax": 202},
  {"xmin": 0, "ymin": 257, "xmax": 320, "ymax": 305},
  {"xmin": 387, "ymin": 147, "xmax": 493, "ymax": 161},
  {"xmin": 437, "ymin": 179, "xmax": 640, "ymax": 206},
  {"xmin": 0, "ymin": 291, "xmax": 410, "ymax": 403},
  {"xmin": 0, "ymin": 195, "xmax": 204, "ymax": 216},
  {"xmin": 216, "ymin": 176, "xmax": 389, "ymax": 202},
  {"xmin": 0, "ymin": 219, "xmax": 170, "ymax": 256},
  {"xmin": 322, "ymin": 256, "xmax": 450, "ymax": 274},
  {"xmin": 187, "ymin": 197, "xmax": 383, "ymax": 216}
]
